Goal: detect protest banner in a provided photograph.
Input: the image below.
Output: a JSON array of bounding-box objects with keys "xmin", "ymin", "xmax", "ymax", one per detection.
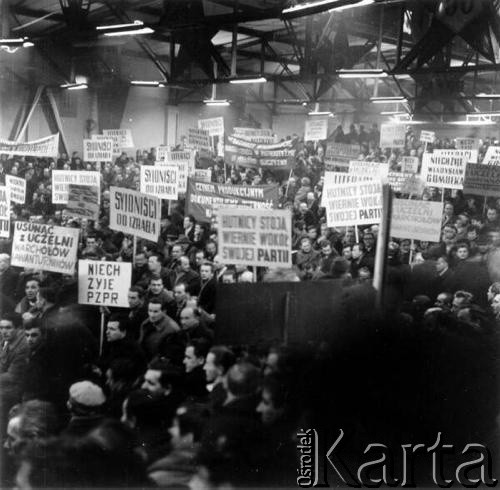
[
  {"xmin": 400, "ymin": 156, "xmax": 420, "ymax": 173},
  {"xmin": 0, "ymin": 186, "xmax": 9, "ymax": 238},
  {"xmin": 65, "ymin": 185, "xmax": 100, "ymax": 220},
  {"xmin": 388, "ymin": 172, "xmax": 416, "ymax": 193},
  {"xmin": 0, "ymin": 133, "xmax": 59, "ymax": 158},
  {"xmin": 92, "ymin": 134, "xmax": 120, "ymax": 156},
  {"xmin": 227, "ymin": 135, "xmax": 257, "ymax": 150},
  {"xmin": 420, "ymin": 130, "xmax": 435, "ymax": 143},
  {"xmin": 462, "ymin": 163, "xmax": 500, "ymax": 197},
  {"xmin": 198, "ymin": 117, "xmax": 224, "ymax": 137},
  {"xmin": 349, "ymin": 161, "xmax": 389, "ymax": 179},
  {"xmin": 391, "ymin": 199, "xmax": 443, "ymax": 242},
  {"xmin": 304, "ymin": 118, "xmax": 328, "ymax": 141},
  {"xmin": 321, "ymin": 171, "xmax": 371, "ymax": 207},
  {"xmin": 194, "ymin": 169, "xmax": 212, "ymax": 182},
  {"xmin": 186, "ymin": 180, "xmax": 279, "ymax": 222},
  {"xmin": 11, "ymin": 222, "xmax": 79, "ymax": 274},
  {"xmin": 217, "ymin": 208, "xmax": 292, "ymax": 268},
  {"xmin": 159, "ymin": 150, "xmax": 195, "ymax": 194},
  {"xmin": 5, "ymin": 175, "xmax": 26, "ymax": 204},
  {"xmin": 78, "ymin": 260, "xmax": 132, "ymax": 307},
  {"xmin": 400, "ymin": 174, "xmax": 426, "ymax": 197},
  {"xmin": 83, "ymin": 138, "xmax": 113, "ymax": 162},
  {"xmin": 456, "ymin": 138, "xmax": 479, "ymax": 151},
  {"xmin": 156, "ymin": 145, "xmax": 168, "ymax": 162},
  {"xmin": 421, "ymin": 150, "xmax": 471, "ymax": 189},
  {"xmin": 325, "ymin": 143, "xmax": 361, "ymax": 171},
  {"xmin": 483, "ymin": 146, "xmax": 500, "ymax": 165},
  {"xmin": 380, "ymin": 123, "xmax": 406, "ymax": 149},
  {"xmin": 109, "ymin": 187, "xmax": 161, "ymax": 241},
  {"xmin": 140, "ymin": 165, "xmax": 178, "ymax": 200},
  {"xmin": 323, "ymin": 180, "xmax": 382, "ymax": 227},
  {"xmin": 233, "ymin": 127, "xmax": 274, "ymax": 144},
  {"xmin": 52, "ymin": 171, "xmax": 100, "ymax": 204},
  {"xmin": 224, "ymin": 145, "xmax": 259, "ymax": 168},
  {"xmin": 103, "ymin": 129, "xmax": 134, "ymax": 149},
  {"xmin": 259, "ymin": 157, "xmax": 295, "ymax": 170},
  {"xmin": 188, "ymin": 128, "xmax": 211, "ymax": 151}
]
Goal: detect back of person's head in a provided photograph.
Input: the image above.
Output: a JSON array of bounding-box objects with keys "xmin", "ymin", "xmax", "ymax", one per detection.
[
  {"xmin": 175, "ymin": 404, "xmax": 210, "ymax": 442},
  {"xmin": 108, "ymin": 312, "xmax": 129, "ymax": 331},
  {"xmin": 19, "ymin": 400, "xmax": 60, "ymax": 440},
  {"xmin": 226, "ymin": 362, "xmax": 260, "ymax": 398},
  {"xmin": 124, "ymin": 389, "xmax": 169, "ymax": 429},
  {"xmin": 263, "ymin": 268, "xmax": 300, "ymax": 282},
  {"xmin": 148, "ymin": 357, "xmax": 183, "ymax": 391},
  {"xmin": 209, "ymin": 346, "xmax": 236, "ymax": 375},
  {"xmin": 187, "ymin": 338, "xmax": 210, "ymax": 361},
  {"xmin": 1, "ymin": 311, "xmax": 22, "ymax": 327}
]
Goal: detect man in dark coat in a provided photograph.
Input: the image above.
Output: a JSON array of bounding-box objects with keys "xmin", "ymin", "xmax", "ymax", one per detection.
[{"xmin": 198, "ymin": 262, "xmax": 217, "ymax": 314}]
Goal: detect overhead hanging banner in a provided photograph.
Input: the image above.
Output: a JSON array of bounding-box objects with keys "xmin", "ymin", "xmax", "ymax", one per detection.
[
  {"xmin": 11, "ymin": 222, "xmax": 79, "ymax": 274},
  {"xmin": 463, "ymin": 163, "xmax": 500, "ymax": 197},
  {"xmin": 140, "ymin": 165, "xmax": 179, "ymax": 200},
  {"xmin": 391, "ymin": 199, "xmax": 443, "ymax": 243},
  {"xmin": 198, "ymin": 117, "xmax": 224, "ymax": 137},
  {"xmin": 5, "ymin": 175, "xmax": 26, "ymax": 204},
  {"xmin": 188, "ymin": 128, "xmax": 211, "ymax": 151},
  {"xmin": 78, "ymin": 260, "xmax": 132, "ymax": 307},
  {"xmin": 400, "ymin": 156, "xmax": 420, "ymax": 174},
  {"xmin": 380, "ymin": 124, "xmax": 406, "ymax": 149},
  {"xmin": 233, "ymin": 127, "xmax": 274, "ymax": 144},
  {"xmin": 421, "ymin": 150, "xmax": 470, "ymax": 189},
  {"xmin": 109, "ymin": 186, "xmax": 161, "ymax": 241},
  {"xmin": 304, "ymin": 118, "xmax": 328, "ymax": 141},
  {"xmin": 83, "ymin": 138, "xmax": 113, "ymax": 162},
  {"xmin": 420, "ymin": 130, "xmax": 435, "ymax": 144},
  {"xmin": 0, "ymin": 133, "xmax": 59, "ymax": 158},
  {"xmin": 102, "ymin": 129, "xmax": 134, "ymax": 149},
  {"xmin": 483, "ymin": 146, "xmax": 500, "ymax": 165},
  {"xmin": 324, "ymin": 180, "xmax": 382, "ymax": 227},
  {"xmin": 224, "ymin": 145, "xmax": 259, "ymax": 168},
  {"xmin": 186, "ymin": 180, "xmax": 280, "ymax": 223},
  {"xmin": 0, "ymin": 186, "xmax": 10, "ymax": 238},
  {"xmin": 52, "ymin": 171, "xmax": 100, "ymax": 205},
  {"xmin": 65, "ymin": 184, "xmax": 100, "ymax": 220},
  {"xmin": 217, "ymin": 208, "xmax": 292, "ymax": 268}
]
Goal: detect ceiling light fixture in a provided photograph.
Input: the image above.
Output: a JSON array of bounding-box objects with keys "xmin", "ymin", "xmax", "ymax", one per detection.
[
  {"xmin": 229, "ymin": 77, "xmax": 267, "ymax": 84},
  {"xmin": 0, "ymin": 37, "xmax": 34, "ymax": 53},
  {"xmin": 308, "ymin": 111, "xmax": 333, "ymax": 116},
  {"xmin": 130, "ymin": 80, "xmax": 162, "ymax": 87},
  {"xmin": 60, "ymin": 83, "xmax": 88, "ymax": 90},
  {"xmin": 97, "ymin": 20, "xmax": 154, "ymax": 37},
  {"xmin": 370, "ymin": 96, "xmax": 408, "ymax": 103},
  {"xmin": 475, "ymin": 93, "xmax": 500, "ymax": 99},
  {"xmin": 282, "ymin": 0, "xmax": 375, "ymax": 19},
  {"xmin": 338, "ymin": 68, "xmax": 387, "ymax": 78},
  {"xmin": 204, "ymin": 99, "xmax": 230, "ymax": 106},
  {"xmin": 381, "ymin": 111, "xmax": 407, "ymax": 115}
]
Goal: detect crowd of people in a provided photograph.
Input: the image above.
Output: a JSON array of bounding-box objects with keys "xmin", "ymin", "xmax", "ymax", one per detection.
[{"xmin": 0, "ymin": 123, "xmax": 499, "ymax": 488}]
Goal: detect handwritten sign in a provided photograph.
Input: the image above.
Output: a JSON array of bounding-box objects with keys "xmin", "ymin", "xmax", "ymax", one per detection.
[
  {"xmin": 5, "ymin": 175, "xmax": 26, "ymax": 204},
  {"xmin": 11, "ymin": 222, "xmax": 79, "ymax": 274},
  {"xmin": 188, "ymin": 128, "xmax": 211, "ymax": 151},
  {"xmin": 391, "ymin": 199, "xmax": 443, "ymax": 242},
  {"xmin": 0, "ymin": 186, "xmax": 9, "ymax": 238},
  {"xmin": 400, "ymin": 156, "xmax": 420, "ymax": 173},
  {"xmin": 463, "ymin": 163, "xmax": 500, "ymax": 197},
  {"xmin": 420, "ymin": 130, "xmax": 435, "ymax": 143},
  {"xmin": 198, "ymin": 117, "xmax": 224, "ymax": 137},
  {"xmin": 483, "ymin": 146, "xmax": 500, "ymax": 165},
  {"xmin": 217, "ymin": 208, "xmax": 291, "ymax": 268},
  {"xmin": 83, "ymin": 138, "xmax": 113, "ymax": 162},
  {"xmin": 140, "ymin": 165, "xmax": 178, "ymax": 200},
  {"xmin": 380, "ymin": 124, "xmax": 406, "ymax": 149},
  {"xmin": 103, "ymin": 129, "xmax": 134, "ymax": 149},
  {"xmin": 421, "ymin": 150, "xmax": 470, "ymax": 189},
  {"xmin": 65, "ymin": 185, "xmax": 100, "ymax": 220},
  {"xmin": 109, "ymin": 187, "xmax": 161, "ymax": 241},
  {"xmin": 304, "ymin": 118, "xmax": 328, "ymax": 141},
  {"xmin": 52, "ymin": 171, "xmax": 100, "ymax": 204},
  {"xmin": 78, "ymin": 260, "xmax": 132, "ymax": 307}
]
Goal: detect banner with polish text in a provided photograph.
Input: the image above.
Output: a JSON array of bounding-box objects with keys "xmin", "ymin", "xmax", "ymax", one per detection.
[
  {"xmin": 11, "ymin": 222, "xmax": 79, "ymax": 274},
  {"xmin": 0, "ymin": 133, "xmax": 59, "ymax": 158},
  {"xmin": 218, "ymin": 208, "xmax": 292, "ymax": 268}
]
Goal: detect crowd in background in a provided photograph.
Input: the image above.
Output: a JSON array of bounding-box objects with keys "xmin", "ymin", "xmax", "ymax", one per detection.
[{"xmin": 0, "ymin": 123, "xmax": 499, "ymax": 488}]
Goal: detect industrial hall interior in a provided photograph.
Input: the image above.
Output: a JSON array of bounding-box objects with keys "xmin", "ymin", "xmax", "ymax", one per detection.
[{"xmin": 1, "ymin": 0, "xmax": 500, "ymax": 488}]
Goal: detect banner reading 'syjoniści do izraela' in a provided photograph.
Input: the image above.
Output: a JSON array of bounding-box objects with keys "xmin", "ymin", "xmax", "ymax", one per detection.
[
  {"xmin": 11, "ymin": 222, "xmax": 79, "ymax": 274},
  {"xmin": 109, "ymin": 187, "xmax": 161, "ymax": 241},
  {"xmin": 186, "ymin": 180, "xmax": 279, "ymax": 222}
]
